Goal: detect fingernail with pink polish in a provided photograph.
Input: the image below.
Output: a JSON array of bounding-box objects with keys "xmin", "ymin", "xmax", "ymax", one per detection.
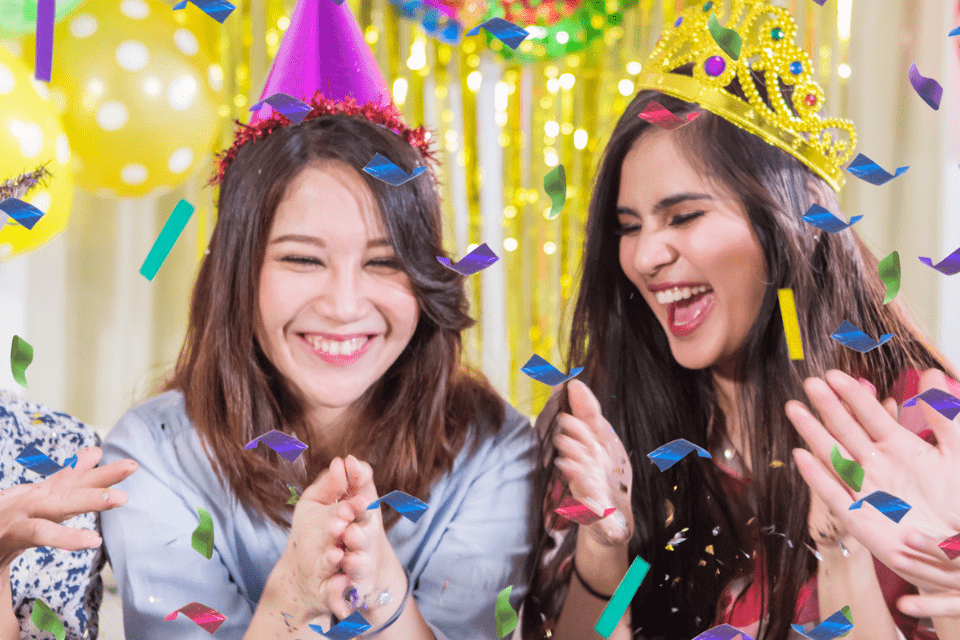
[{"xmin": 856, "ymin": 377, "xmax": 876, "ymax": 396}]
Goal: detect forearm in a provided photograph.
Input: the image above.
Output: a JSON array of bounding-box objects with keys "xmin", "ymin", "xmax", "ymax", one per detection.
[
  {"xmin": 244, "ymin": 572, "xmax": 321, "ymax": 640},
  {"xmin": 0, "ymin": 563, "xmax": 18, "ymax": 640},
  {"xmin": 554, "ymin": 536, "xmax": 631, "ymax": 640},
  {"xmin": 816, "ymin": 541, "xmax": 900, "ymax": 640}
]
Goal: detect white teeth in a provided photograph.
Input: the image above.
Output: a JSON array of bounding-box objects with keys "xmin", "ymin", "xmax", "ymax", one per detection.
[
  {"xmin": 654, "ymin": 285, "xmax": 711, "ymax": 305},
  {"xmin": 307, "ymin": 336, "xmax": 366, "ymax": 356}
]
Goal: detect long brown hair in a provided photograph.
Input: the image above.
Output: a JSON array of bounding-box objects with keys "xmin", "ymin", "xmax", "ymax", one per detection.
[
  {"xmin": 168, "ymin": 114, "xmax": 504, "ymax": 528},
  {"xmin": 525, "ymin": 90, "xmax": 951, "ymax": 639}
]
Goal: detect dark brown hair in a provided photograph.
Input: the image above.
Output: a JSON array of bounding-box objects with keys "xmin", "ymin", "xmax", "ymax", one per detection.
[
  {"xmin": 525, "ymin": 90, "xmax": 952, "ymax": 639},
  {"xmin": 168, "ymin": 115, "xmax": 504, "ymax": 528}
]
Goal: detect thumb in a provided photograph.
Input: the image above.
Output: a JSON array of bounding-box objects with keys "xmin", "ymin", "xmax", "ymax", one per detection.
[
  {"xmin": 303, "ymin": 457, "xmax": 349, "ymax": 505},
  {"xmin": 567, "ymin": 380, "xmax": 607, "ymax": 435}
]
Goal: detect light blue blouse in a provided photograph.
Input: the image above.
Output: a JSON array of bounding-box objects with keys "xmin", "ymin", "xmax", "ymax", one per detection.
[{"xmin": 100, "ymin": 390, "xmax": 536, "ymax": 639}]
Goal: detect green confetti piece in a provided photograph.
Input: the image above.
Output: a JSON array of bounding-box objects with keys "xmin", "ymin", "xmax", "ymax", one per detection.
[
  {"xmin": 495, "ymin": 585, "xmax": 518, "ymax": 639},
  {"xmin": 707, "ymin": 14, "xmax": 742, "ymax": 61},
  {"xmin": 879, "ymin": 251, "xmax": 900, "ymax": 305},
  {"xmin": 10, "ymin": 334, "xmax": 33, "ymax": 388},
  {"xmin": 31, "ymin": 599, "xmax": 65, "ymax": 640},
  {"xmin": 544, "ymin": 164, "xmax": 566, "ymax": 220},
  {"xmin": 191, "ymin": 506, "xmax": 214, "ymax": 560},
  {"xmin": 830, "ymin": 444, "xmax": 864, "ymax": 492},
  {"xmin": 286, "ymin": 485, "xmax": 300, "ymax": 505},
  {"xmin": 841, "ymin": 605, "xmax": 853, "ymax": 624},
  {"xmin": 594, "ymin": 556, "xmax": 650, "ymax": 638},
  {"xmin": 140, "ymin": 199, "xmax": 195, "ymax": 281}
]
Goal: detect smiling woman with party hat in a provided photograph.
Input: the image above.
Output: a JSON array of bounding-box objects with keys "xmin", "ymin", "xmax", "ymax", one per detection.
[{"xmin": 524, "ymin": 1, "xmax": 960, "ymax": 639}]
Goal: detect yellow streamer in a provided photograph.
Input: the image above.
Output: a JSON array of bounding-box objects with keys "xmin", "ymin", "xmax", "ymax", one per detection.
[{"xmin": 777, "ymin": 288, "xmax": 804, "ymax": 360}]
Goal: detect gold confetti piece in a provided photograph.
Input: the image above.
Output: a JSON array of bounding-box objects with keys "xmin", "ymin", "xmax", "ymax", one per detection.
[
  {"xmin": 705, "ymin": 545, "xmax": 715, "ymax": 555},
  {"xmin": 770, "ymin": 460, "xmax": 785, "ymax": 468},
  {"xmin": 777, "ymin": 288, "xmax": 804, "ymax": 359},
  {"xmin": 664, "ymin": 499, "xmax": 675, "ymax": 526}
]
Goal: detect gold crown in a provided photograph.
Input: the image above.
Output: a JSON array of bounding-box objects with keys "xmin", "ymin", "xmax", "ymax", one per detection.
[{"xmin": 636, "ymin": 0, "xmax": 856, "ymax": 191}]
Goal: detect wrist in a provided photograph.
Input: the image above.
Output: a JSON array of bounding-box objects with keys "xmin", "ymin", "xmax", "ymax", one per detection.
[
  {"xmin": 262, "ymin": 556, "xmax": 321, "ymax": 626},
  {"xmin": 816, "ymin": 536, "xmax": 870, "ymax": 564},
  {"xmin": 573, "ymin": 535, "xmax": 630, "ymax": 595}
]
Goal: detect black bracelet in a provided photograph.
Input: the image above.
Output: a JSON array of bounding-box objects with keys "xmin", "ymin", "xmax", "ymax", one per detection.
[
  {"xmin": 571, "ymin": 558, "xmax": 613, "ymax": 601},
  {"xmin": 365, "ymin": 566, "xmax": 412, "ymax": 637}
]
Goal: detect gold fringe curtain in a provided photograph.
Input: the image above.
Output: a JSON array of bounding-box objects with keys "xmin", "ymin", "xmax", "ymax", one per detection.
[{"xmin": 202, "ymin": 0, "xmax": 852, "ymax": 418}]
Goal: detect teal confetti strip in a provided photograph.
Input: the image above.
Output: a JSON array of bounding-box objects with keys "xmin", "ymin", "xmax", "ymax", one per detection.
[
  {"xmin": 10, "ymin": 334, "xmax": 33, "ymax": 388},
  {"xmin": 140, "ymin": 199, "xmax": 195, "ymax": 281},
  {"xmin": 830, "ymin": 445, "xmax": 864, "ymax": 492},
  {"xmin": 495, "ymin": 585, "xmax": 518, "ymax": 638},
  {"xmin": 707, "ymin": 14, "xmax": 742, "ymax": 60},
  {"xmin": 31, "ymin": 599, "xmax": 65, "ymax": 640},
  {"xmin": 594, "ymin": 556, "xmax": 650, "ymax": 638},
  {"xmin": 544, "ymin": 165, "xmax": 566, "ymax": 219},
  {"xmin": 878, "ymin": 251, "xmax": 900, "ymax": 304},
  {"xmin": 191, "ymin": 506, "xmax": 214, "ymax": 560}
]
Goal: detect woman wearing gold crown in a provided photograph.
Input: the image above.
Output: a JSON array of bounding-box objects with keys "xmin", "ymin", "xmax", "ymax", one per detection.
[{"xmin": 523, "ymin": 1, "xmax": 960, "ymax": 639}]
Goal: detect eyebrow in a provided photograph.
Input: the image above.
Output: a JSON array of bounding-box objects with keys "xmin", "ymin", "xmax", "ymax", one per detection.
[
  {"xmin": 616, "ymin": 192, "xmax": 715, "ymax": 217},
  {"xmin": 269, "ymin": 234, "xmax": 392, "ymax": 249}
]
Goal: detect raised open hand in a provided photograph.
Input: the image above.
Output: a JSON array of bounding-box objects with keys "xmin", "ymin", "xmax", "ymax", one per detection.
[
  {"xmin": 786, "ymin": 369, "xmax": 960, "ymax": 597},
  {"xmin": 0, "ymin": 446, "xmax": 136, "ymax": 569},
  {"xmin": 553, "ymin": 380, "xmax": 633, "ymax": 548}
]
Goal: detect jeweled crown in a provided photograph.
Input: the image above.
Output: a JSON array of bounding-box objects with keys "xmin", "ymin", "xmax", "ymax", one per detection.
[{"xmin": 636, "ymin": 0, "xmax": 856, "ymax": 191}]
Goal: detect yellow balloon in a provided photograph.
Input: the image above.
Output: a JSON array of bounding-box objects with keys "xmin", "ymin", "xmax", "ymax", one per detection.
[
  {"xmin": 25, "ymin": 0, "xmax": 222, "ymax": 198},
  {"xmin": 0, "ymin": 48, "xmax": 73, "ymax": 260}
]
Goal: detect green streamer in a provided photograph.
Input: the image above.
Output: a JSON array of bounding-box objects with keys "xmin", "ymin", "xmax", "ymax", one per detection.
[
  {"xmin": 595, "ymin": 556, "xmax": 650, "ymax": 638},
  {"xmin": 140, "ymin": 199, "xmax": 195, "ymax": 281},
  {"xmin": 495, "ymin": 585, "xmax": 518, "ymax": 639},
  {"xmin": 10, "ymin": 334, "xmax": 33, "ymax": 388},
  {"xmin": 830, "ymin": 444, "xmax": 864, "ymax": 492},
  {"xmin": 879, "ymin": 251, "xmax": 900, "ymax": 304},
  {"xmin": 191, "ymin": 506, "xmax": 214, "ymax": 560},
  {"xmin": 841, "ymin": 604, "xmax": 853, "ymax": 624},
  {"xmin": 31, "ymin": 599, "xmax": 65, "ymax": 640},
  {"xmin": 707, "ymin": 14, "xmax": 742, "ymax": 60},
  {"xmin": 544, "ymin": 164, "xmax": 566, "ymax": 220}
]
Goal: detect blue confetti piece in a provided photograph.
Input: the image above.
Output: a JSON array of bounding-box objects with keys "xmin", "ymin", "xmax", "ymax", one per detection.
[
  {"xmin": 950, "ymin": 26, "xmax": 960, "ymax": 37},
  {"xmin": 692, "ymin": 624, "xmax": 754, "ymax": 640},
  {"xmin": 309, "ymin": 611, "xmax": 371, "ymax": 639},
  {"xmin": 366, "ymin": 490, "xmax": 429, "ymax": 523},
  {"xmin": 647, "ymin": 438, "xmax": 712, "ymax": 472},
  {"xmin": 172, "ymin": 0, "xmax": 235, "ymax": 22},
  {"xmin": 437, "ymin": 243, "xmax": 499, "ymax": 276},
  {"xmin": 919, "ymin": 245, "xmax": 960, "ymax": 276},
  {"xmin": 829, "ymin": 320, "xmax": 893, "ymax": 353},
  {"xmin": 64, "ymin": 454, "xmax": 77, "ymax": 469},
  {"xmin": 791, "ymin": 606, "xmax": 853, "ymax": 640},
  {"xmin": 845, "ymin": 153, "xmax": 908, "ymax": 186},
  {"xmin": 903, "ymin": 388, "xmax": 960, "ymax": 421},
  {"xmin": 520, "ymin": 354, "xmax": 583, "ymax": 386},
  {"xmin": 243, "ymin": 430, "xmax": 308, "ymax": 463},
  {"xmin": 249, "ymin": 92, "xmax": 313, "ymax": 124},
  {"xmin": 849, "ymin": 490, "xmax": 912, "ymax": 523},
  {"xmin": 0, "ymin": 197, "xmax": 45, "ymax": 230},
  {"xmin": 15, "ymin": 443, "xmax": 65, "ymax": 477},
  {"xmin": 801, "ymin": 204, "xmax": 863, "ymax": 233},
  {"xmin": 361, "ymin": 152, "xmax": 427, "ymax": 186},
  {"xmin": 466, "ymin": 17, "xmax": 529, "ymax": 50}
]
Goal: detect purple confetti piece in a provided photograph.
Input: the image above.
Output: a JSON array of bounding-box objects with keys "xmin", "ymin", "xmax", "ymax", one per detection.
[
  {"xmin": 908, "ymin": 63, "xmax": 942, "ymax": 110},
  {"xmin": 362, "ymin": 152, "xmax": 427, "ymax": 186},
  {"xmin": 466, "ymin": 17, "xmax": 529, "ymax": 50},
  {"xmin": 34, "ymin": 0, "xmax": 54, "ymax": 82},
  {"xmin": 366, "ymin": 490, "xmax": 429, "ymax": 523},
  {"xmin": 919, "ymin": 245, "xmax": 960, "ymax": 276},
  {"xmin": 172, "ymin": 0, "xmax": 236, "ymax": 23},
  {"xmin": 249, "ymin": 92, "xmax": 313, "ymax": 124},
  {"xmin": 647, "ymin": 438, "xmax": 712, "ymax": 472},
  {"xmin": 801, "ymin": 204, "xmax": 863, "ymax": 233},
  {"xmin": 829, "ymin": 320, "xmax": 893, "ymax": 353},
  {"xmin": 849, "ymin": 490, "xmax": 912, "ymax": 523},
  {"xmin": 309, "ymin": 611, "xmax": 371, "ymax": 639},
  {"xmin": 810, "ymin": 0, "xmax": 827, "ymax": 5},
  {"xmin": 902, "ymin": 388, "xmax": 960, "ymax": 421},
  {"xmin": 243, "ymin": 430, "xmax": 308, "ymax": 463},
  {"xmin": 846, "ymin": 153, "xmax": 909, "ymax": 186},
  {"xmin": 437, "ymin": 242, "xmax": 499, "ymax": 276},
  {"xmin": 693, "ymin": 624, "xmax": 753, "ymax": 640},
  {"xmin": 0, "ymin": 197, "xmax": 45, "ymax": 230},
  {"xmin": 520, "ymin": 354, "xmax": 583, "ymax": 386}
]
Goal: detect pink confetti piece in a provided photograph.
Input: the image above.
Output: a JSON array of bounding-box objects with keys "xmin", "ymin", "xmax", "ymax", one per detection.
[
  {"xmin": 939, "ymin": 532, "xmax": 960, "ymax": 560},
  {"xmin": 908, "ymin": 63, "xmax": 943, "ymax": 110},
  {"xmin": 165, "ymin": 602, "xmax": 227, "ymax": 634},
  {"xmin": 638, "ymin": 101, "xmax": 701, "ymax": 130},
  {"xmin": 554, "ymin": 496, "xmax": 616, "ymax": 525}
]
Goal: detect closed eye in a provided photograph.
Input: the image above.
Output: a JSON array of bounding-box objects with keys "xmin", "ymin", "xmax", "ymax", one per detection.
[
  {"xmin": 366, "ymin": 257, "xmax": 402, "ymax": 270},
  {"xmin": 281, "ymin": 255, "xmax": 323, "ymax": 266},
  {"xmin": 670, "ymin": 211, "xmax": 704, "ymax": 226}
]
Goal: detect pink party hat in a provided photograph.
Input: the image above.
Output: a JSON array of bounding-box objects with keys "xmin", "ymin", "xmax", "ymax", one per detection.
[{"xmin": 250, "ymin": 0, "xmax": 388, "ymax": 124}]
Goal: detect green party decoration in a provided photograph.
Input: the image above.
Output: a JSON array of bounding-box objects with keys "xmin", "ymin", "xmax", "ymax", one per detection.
[
  {"xmin": 31, "ymin": 599, "xmax": 65, "ymax": 640},
  {"xmin": 0, "ymin": 0, "xmax": 85, "ymax": 38}
]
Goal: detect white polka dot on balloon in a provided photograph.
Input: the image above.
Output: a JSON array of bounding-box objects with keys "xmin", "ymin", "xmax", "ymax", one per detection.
[
  {"xmin": 174, "ymin": 29, "xmax": 199, "ymax": 56},
  {"xmin": 120, "ymin": 163, "xmax": 148, "ymax": 184},
  {"xmin": 119, "ymin": 0, "xmax": 150, "ymax": 19},
  {"xmin": 142, "ymin": 76, "xmax": 162, "ymax": 97},
  {"xmin": 167, "ymin": 75, "xmax": 197, "ymax": 111},
  {"xmin": 0, "ymin": 63, "xmax": 14, "ymax": 95},
  {"xmin": 96, "ymin": 101, "xmax": 129, "ymax": 131},
  {"xmin": 70, "ymin": 15, "xmax": 98, "ymax": 38},
  {"xmin": 30, "ymin": 78, "xmax": 50, "ymax": 99},
  {"xmin": 56, "ymin": 133, "xmax": 70, "ymax": 165},
  {"xmin": 50, "ymin": 88, "xmax": 68, "ymax": 113},
  {"xmin": 168, "ymin": 147, "xmax": 193, "ymax": 173},
  {"xmin": 12, "ymin": 122, "xmax": 44, "ymax": 159},
  {"xmin": 116, "ymin": 40, "xmax": 150, "ymax": 72},
  {"xmin": 29, "ymin": 191, "xmax": 51, "ymax": 213},
  {"xmin": 207, "ymin": 64, "xmax": 223, "ymax": 91}
]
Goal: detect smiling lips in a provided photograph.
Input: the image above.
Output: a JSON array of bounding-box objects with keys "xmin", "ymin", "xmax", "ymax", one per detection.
[
  {"xmin": 648, "ymin": 284, "xmax": 715, "ymax": 338},
  {"xmin": 301, "ymin": 333, "xmax": 375, "ymax": 365}
]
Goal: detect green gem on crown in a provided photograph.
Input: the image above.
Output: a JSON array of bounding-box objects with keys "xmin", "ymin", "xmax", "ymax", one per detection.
[{"xmin": 771, "ymin": 27, "xmax": 784, "ymax": 40}]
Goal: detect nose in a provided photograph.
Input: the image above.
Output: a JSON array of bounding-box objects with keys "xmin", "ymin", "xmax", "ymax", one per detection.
[
  {"xmin": 315, "ymin": 266, "xmax": 369, "ymax": 323},
  {"xmin": 627, "ymin": 228, "xmax": 678, "ymax": 276}
]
